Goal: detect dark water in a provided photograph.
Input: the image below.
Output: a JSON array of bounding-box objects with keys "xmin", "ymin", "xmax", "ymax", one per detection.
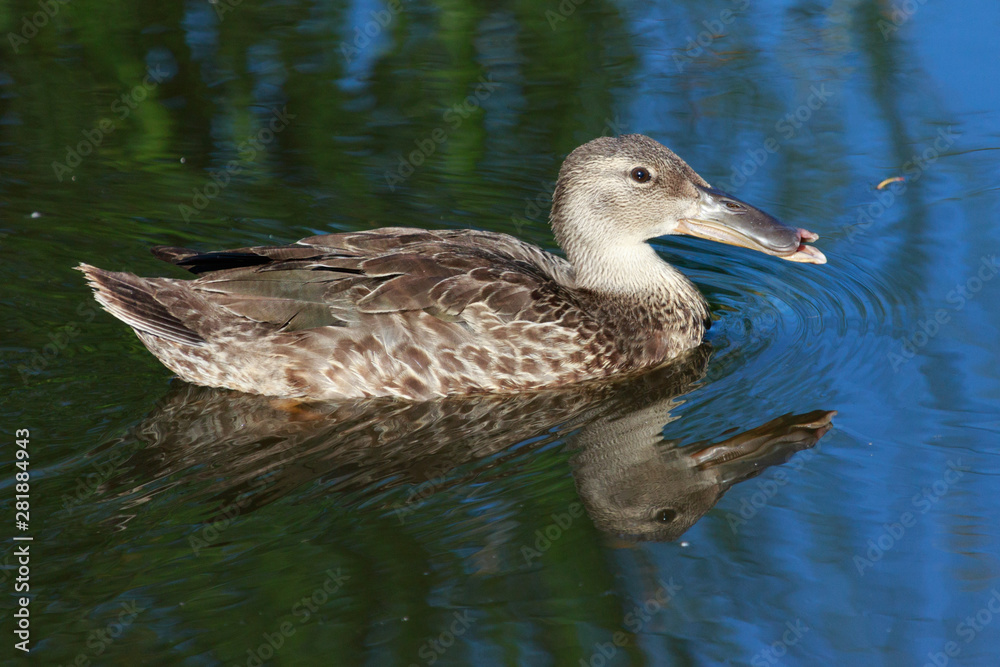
[{"xmin": 2, "ymin": 0, "xmax": 999, "ymax": 664}]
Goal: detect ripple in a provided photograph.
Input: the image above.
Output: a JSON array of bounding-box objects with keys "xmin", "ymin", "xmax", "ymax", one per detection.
[{"xmin": 656, "ymin": 237, "xmax": 901, "ymax": 401}]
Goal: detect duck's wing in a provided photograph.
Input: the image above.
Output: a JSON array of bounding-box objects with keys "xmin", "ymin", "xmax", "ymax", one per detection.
[
  {"xmin": 145, "ymin": 227, "xmax": 580, "ymax": 336},
  {"xmin": 80, "ymin": 228, "xmax": 601, "ymax": 398}
]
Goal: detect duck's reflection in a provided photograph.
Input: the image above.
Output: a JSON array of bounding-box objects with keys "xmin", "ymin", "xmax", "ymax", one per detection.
[{"xmin": 112, "ymin": 344, "xmax": 834, "ymax": 541}]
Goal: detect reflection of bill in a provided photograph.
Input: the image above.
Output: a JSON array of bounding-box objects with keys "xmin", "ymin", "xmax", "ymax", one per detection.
[
  {"xmin": 571, "ymin": 406, "xmax": 835, "ymax": 542},
  {"xmin": 107, "ymin": 344, "xmax": 834, "ymax": 544}
]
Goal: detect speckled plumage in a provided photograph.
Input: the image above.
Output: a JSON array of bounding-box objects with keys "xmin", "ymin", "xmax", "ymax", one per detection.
[
  {"xmin": 80, "ymin": 227, "xmax": 705, "ymax": 400},
  {"xmin": 78, "ymin": 134, "xmax": 823, "ymax": 400}
]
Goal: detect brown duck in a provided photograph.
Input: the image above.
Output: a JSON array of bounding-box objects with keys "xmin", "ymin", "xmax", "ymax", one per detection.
[{"xmin": 79, "ymin": 134, "xmax": 825, "ymax": 400}]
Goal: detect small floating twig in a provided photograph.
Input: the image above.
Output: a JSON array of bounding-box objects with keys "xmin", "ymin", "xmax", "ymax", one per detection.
[{"xmin": 876, "ymin": 176, "xmax": 905, "ymax": 190}]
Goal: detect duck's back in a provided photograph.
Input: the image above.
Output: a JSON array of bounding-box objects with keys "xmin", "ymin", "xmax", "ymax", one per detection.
[{"xmin": 80, "ymin": 228, "xmax": 649, "ymax": 400}]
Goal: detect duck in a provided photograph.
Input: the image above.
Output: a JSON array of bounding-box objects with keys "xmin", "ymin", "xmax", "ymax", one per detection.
[{"xmin": 79, "ymin": 134, "xmax": 825, "ymax": 401}]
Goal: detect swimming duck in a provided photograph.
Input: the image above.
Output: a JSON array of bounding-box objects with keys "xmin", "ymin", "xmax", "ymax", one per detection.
[{"xmin": 79, "ymin": 134, "xmax": 825, "ymax": 400}]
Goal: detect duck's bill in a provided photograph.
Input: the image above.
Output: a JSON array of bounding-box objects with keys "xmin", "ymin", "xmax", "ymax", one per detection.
[
  {"xmin": 689, "ymin": 410, "xmax": 837, "ymax": 488},
  {"xmin": 676, "ymin": 185, "xmax": 826, "ymax": 264}
]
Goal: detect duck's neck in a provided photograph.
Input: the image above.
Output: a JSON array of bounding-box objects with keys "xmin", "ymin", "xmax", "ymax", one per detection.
[
  {"xmin": 556, "ymin": 225, "xmax": 701, "ymax": 302},
  {"xmin": 569, "ymin": 241, "xmax": 710, "ymax": 364},
  {"xmin": 550, "ymin": 201, "xmax": 710, "ymax": 329},
  {"xmin": 571, "ymin": 242, "xmax": 699, "ymax": 298}
]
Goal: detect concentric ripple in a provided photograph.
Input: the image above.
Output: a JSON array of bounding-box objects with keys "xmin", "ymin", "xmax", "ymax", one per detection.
[{"xmin": 655, "ymin": 237, "xmax": 901, "ymax": 401}]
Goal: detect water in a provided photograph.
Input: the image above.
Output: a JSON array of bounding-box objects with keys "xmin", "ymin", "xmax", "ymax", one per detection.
[{"xmin": 2, "ymin": 0, "xmax": 999, "ymax": 665}]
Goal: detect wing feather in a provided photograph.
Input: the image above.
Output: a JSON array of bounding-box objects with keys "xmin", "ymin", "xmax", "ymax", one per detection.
[{"xmin": 140, "ymin": 228, "xmax": 579, "ymax": 337}]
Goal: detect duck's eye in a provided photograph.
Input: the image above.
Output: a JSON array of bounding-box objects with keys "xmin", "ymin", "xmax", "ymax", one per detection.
[
  {"xmin": 655, "ymin": 509, "xmax": 677, "ymax": 523},
  {"xmin": 630, "ymin": 167, "xmax": 651, "ymax": 183},
  {"xmin": 724, "ymin": 200, "xmax": 744, "ymax": 212}
]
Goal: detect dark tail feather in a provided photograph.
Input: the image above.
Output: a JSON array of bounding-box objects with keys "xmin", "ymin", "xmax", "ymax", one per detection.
[
  {"xmin": 151, "ymin": 245, "xmax": 273, "ymax": 274},
  {"xmin": 77, "ymin": 264, "xmax": 205, "ymax": 346},
  {"xmin": 151, "ymin": 245, "xmax": 201, "ymax": 266}
]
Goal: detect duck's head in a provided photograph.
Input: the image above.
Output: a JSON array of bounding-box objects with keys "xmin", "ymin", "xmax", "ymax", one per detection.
[{"xmin": 550, "ymin": 134, "xmax": 825, "ymax": 283}]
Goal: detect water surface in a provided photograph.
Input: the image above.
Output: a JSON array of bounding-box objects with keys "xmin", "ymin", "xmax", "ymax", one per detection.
[{"xmin": 2, "ymin": 0, "xmax": 999, "ymax": 665}]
